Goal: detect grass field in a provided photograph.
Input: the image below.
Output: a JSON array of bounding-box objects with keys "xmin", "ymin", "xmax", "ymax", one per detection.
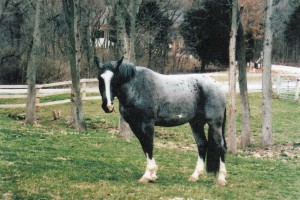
[{"xmin": 0, "ymin": 93, "xmax": 299, "ymax": 199}]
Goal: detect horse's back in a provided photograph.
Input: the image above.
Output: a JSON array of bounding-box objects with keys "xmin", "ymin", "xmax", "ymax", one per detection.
[{"xmin": 135, "ymin": 67, "xmax": 226, "ymax": 110}]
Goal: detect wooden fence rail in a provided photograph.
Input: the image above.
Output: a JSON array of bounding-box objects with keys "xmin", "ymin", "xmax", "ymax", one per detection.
[
  {"xmin": 1, "ymin": 73, "xmax": 299, "ymax": 109},
  {"xmin": 0, "ymin": 79, "xmax": 101, "ymax": 108}
]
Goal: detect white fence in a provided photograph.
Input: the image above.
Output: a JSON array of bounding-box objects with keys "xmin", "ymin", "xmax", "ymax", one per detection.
[
  {"xmin": 1, "ymin": 74, "xmax": 299, "ymax": 109},
  {"xmin": 0, "ymin": 79, "xmax": 101, "ymax": 108},
  {"xmin": 276, "ymin": 74, "xmax": 300, "ymax": 101}
]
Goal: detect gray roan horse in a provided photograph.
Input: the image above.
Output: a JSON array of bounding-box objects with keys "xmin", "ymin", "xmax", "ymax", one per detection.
[{"xmin": 95, "ymin": 57, "xmax": 227, "ymax": 185}]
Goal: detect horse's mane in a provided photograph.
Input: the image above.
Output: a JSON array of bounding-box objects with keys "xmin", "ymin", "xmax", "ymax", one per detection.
[{"xmin": 117, "ymin": 61, "xmax": 136, "ymax": 82}]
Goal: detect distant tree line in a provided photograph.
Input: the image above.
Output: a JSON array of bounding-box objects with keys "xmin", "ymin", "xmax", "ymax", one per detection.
[
  {"xmin": 0, "ymin": 0, "xmax": 299, "ymax": 84},
  {"xmin": 284, "ymin": 3, "xmax": 300, "ymax": 64},
  {"xmin": 180, "ymin": 0, "xmax": 231, "ymax": 72},
  {"xmin": 181, "ymin": 0, "xmax": 300, "ymax": 71}
]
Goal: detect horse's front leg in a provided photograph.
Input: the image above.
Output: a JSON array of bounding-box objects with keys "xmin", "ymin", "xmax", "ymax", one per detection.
[
  {"xmin": 139, "ymin": 153, "xmax": 158, "ymax": 183},
  {"xmin": 129, "ymin": 121, "xmax": 158, "ymax": 183}
]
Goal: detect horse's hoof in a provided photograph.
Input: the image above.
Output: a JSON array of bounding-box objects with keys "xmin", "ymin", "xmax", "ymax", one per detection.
[
  {"xmin": 138, "ymin": 177, "xmax": 151, "ymax": 183},
  {"xmin": 151, "ymin": 175, "xmax": 158, "ymax": 181},
  {"xmin": 217, "ymin": 178, "xmax": 227, "ymax": 186},
  {"xmin": 188, "ymin": 176, "xmax": 199, "ymax": 182}
]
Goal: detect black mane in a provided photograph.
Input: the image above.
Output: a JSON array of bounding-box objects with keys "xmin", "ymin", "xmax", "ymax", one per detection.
[{"xmin": 116, "ymin": 61, "xmax": 136, "ymax": 82}]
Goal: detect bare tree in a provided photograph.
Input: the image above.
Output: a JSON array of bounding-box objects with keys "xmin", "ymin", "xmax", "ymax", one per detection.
[
  {"xmin": 114, "ymin": 0, "xmax": 141, "ymax": 140},
  {"xmin": 25, "ymin": 0, "xmax": 43, "ymax": 125},
  {"xmin": 237, "ymin": 5, "xmax": 251, "ymax": 148},
  {"xmin": 115, "ymin": 0, "xmax": 127, "ymax": 59},
  {"xmin": 261, "ymin": 0, "xmax": 273, "ymax": 147},
  {"xmin": 128, "ymin": 0, "xmax": 138, "ymax": 63},
  {"xmin": 227, "ymin": 0, "xmax": 238, "ymax": 154},
  {"xmin": 62, "ymin": 0, "xmax": 86, "ymax": 131},
  {"xmin": 114, "ymin": 0, "xmax": 140, "ymax": 61}
]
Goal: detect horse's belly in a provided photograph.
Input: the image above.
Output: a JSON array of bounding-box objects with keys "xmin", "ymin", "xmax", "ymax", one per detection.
[
  {"xmin": 155, "ymin": 102, "xmax": 196, "ymax": 127},
  {"xmin": 155, "ymin": 117, "xmax": 190, "ymax": 127}
]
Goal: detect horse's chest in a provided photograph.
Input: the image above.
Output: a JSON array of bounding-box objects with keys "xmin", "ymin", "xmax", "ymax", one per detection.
[{"xmin": 119, "ymin": 102, "xmax": 156, "ymax": 123}]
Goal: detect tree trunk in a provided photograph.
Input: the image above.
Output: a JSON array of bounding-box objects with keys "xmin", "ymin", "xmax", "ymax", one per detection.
[
  {"xmin": 115, "ymin": 0, "xmax": 141, "ymax": 141},
  {"xmin": 128, "ymin": 0, "xmax": 138, "ymax": 63},
  {"xmin": 115, "ymin": 0, "xmax": 131, "ymax": 140},
  {"xmin": 119, "ymin": 116, "xmax": 132, "ymax": 141},
  {"xmin": 237, "ymin": 11, "xmax": 251, "ymax": 148},
  {"xmin": 25, "ymin": 0, "xmax": 43, "ymax": 125},
  {"xmin": 115, "ymin": 0, "xmax": 127, "ymax": 59},
  {"xmin": 261, "ymin": 0, "xmax": 273, "ymax": 147},
  {"xmin": 227, "ymin": 0, "xmax": 238, "ymax": 154},
  {"xmin": 63, "ymin": 0, "xmax": 86, "ymax": 131}
]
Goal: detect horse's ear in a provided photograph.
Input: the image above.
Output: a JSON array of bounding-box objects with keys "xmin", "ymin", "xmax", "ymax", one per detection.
[
  {"xmin": 94, "ymin": 56, "xmax": 103, "ymax": 69},
  {"xmin": 115, "ymin": 57, "xmax": 136, "ymax": 81},
  {"xmin": 115, "ymin": 56, "xmax": 124, "ymax": 71}
]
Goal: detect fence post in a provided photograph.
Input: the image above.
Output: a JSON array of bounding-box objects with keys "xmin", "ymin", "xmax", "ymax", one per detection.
[
  {"xmin": 295, "ymin": 78, "xmax": 300, "ymax": 102},
  {"xmin": 276, "ymin": 74, "xmax": 281, "ymax": 98}
]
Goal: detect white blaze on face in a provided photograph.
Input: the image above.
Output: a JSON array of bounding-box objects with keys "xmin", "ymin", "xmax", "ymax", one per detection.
[{"xmin": 101, "ymin": 70, "xmax": 114, "ymax": 107}]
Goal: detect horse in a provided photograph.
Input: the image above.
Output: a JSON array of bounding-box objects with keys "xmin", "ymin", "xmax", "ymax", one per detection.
[{"xmin": 95, "ymin": 57, "xmax": 227, "ymax": 185}]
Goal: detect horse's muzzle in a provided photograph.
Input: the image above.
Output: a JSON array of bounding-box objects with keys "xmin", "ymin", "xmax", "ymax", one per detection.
[
  {"xmin": 102, "ymin": 103, "xmax": 114, "ymax": 113},
  {"xmin": 107, "ymin": 104, "xmax": 114, "ymax": 113}
]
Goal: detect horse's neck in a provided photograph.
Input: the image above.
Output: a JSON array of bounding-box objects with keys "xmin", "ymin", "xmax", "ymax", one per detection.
[{"xmin": 115, "ymin": 81, "xmax": 132, "ymax": 104}]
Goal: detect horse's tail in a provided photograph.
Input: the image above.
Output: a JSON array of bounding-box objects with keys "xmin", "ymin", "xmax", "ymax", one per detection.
[
  {"xmin": 222, "ymin": 108, "xmax": 227, "ymax": 150},
  {"xmin": 206, "ymin": 108, "xmax": 227, "ymax": 174}
]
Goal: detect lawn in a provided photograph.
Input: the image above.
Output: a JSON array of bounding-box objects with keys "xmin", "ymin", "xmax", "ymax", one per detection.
[{"xmin": 0, "ymin": 94, "xmax": 299, "ymax": 199}]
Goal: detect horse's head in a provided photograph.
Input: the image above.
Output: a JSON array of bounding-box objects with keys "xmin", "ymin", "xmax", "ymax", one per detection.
[{"xmin": 95, "ymin": 56, "xmax": 136, "ymax": 113}]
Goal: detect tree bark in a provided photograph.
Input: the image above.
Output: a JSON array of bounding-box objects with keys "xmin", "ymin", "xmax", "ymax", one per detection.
[
  {"xmin": 115, "ymin": 0, "xmax": 131, "ymax": 140},
  {"xmin": 237, "ymin": 10, "xmax": 251, "ymax": 148},
  {"xmin": 227, "ymin": 0, "xmax": 238, "ymax": 154},
  {"xmin": 25, "ymin": 0, "xmax": 43, "ymax": 125},
  {"xmin": 115, "ymin": 0, "xmax": 140, "ymax": 141},
  {"xmin": 63, "ymin": 0, "xmax": 86, "ymax": 131},
  {"xmin": 115, "ymin": 0, "xmax": 127, "ymax": 59},
  {"xmin": 261, "ymin": 0, "xmax": 273, "ymax": 147},
  {"xmin": 128, "ymin": 0, "xmax": 138, "ymax": 63}
]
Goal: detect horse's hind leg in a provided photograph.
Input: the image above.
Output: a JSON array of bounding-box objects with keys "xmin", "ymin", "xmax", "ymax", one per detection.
[
  {"xmin": 207, "ymin": 121, "xmax": 227, "ymax": 186},
  {"xmin": 129, "ymin": 121, "xmax": 158, "ymax": 183},
  {"xmin": 189, "ymin": 121, "xmax": 207, "ymax": 182}
]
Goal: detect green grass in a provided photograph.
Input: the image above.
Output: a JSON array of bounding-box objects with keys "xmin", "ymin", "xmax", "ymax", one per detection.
[{"xmin": 0, "ymin": 93, "xmax": 299, "ymax": 199}]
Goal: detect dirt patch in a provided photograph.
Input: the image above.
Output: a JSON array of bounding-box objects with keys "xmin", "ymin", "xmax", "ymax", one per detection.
[
  {"xmin": 155, "ymin": 140, "xmax": 196, "ymax": 152},
  {"xmin": 238, "ymin": 143, "xmax": 300, "ymax": 161}
]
